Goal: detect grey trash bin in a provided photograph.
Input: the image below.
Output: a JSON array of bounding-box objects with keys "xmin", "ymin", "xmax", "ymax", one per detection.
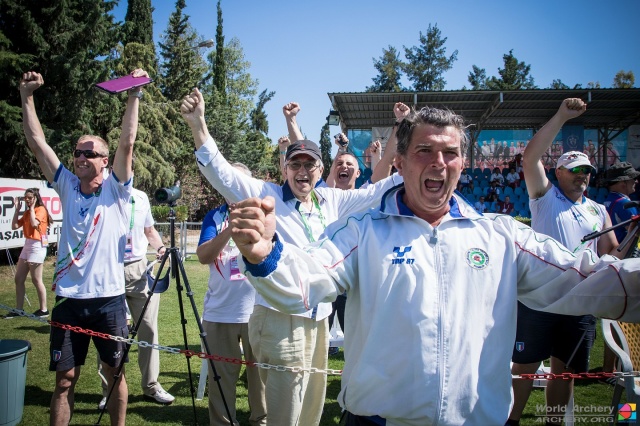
[{"xmin": 0, "ymin": 340, "xmax": 31, "ymax": 426}]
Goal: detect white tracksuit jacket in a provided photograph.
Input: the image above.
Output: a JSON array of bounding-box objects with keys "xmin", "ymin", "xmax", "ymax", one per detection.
[{"xmin": 241, "ymin": 185, "xmax": 640, "ymax": 426}]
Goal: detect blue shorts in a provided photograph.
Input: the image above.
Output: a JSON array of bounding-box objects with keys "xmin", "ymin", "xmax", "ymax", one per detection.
[
  {"xmin": 49, "ymin": 294, "xmax": 129, "ymax": 371},
  {"xmin": 511, "ymin": 301, "xmax": 596, "ymax": 372}
]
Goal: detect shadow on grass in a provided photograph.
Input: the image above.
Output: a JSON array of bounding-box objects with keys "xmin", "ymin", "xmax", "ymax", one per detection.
[{"xmin": 16, "ymin": 323, "xmax": 50, "ymax": 334}]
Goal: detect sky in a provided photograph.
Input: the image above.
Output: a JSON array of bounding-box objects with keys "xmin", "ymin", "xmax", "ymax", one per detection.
[{"xmin": 114, "ymin": 0, "xmax": 640, "ymax": 155}]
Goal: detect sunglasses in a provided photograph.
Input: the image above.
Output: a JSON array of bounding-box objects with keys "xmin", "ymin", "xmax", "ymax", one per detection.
[
  {"xmin": 73, "ymin": 149, "xmax": 106, "ymax": 159},
  {"xmin": 287, "ymin": 161, "xmax": 319, "ymax": 172},
  {"xmin": 563, "ymin": 166, "xmax": 592, "ymax": 175}
]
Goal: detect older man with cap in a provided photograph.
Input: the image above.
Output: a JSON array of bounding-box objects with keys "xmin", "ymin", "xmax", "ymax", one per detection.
[
  {"xmin": 603, "ymin": 162, "xmax": 640, "ymax": 244},
  {"xmin": 180, "ymin": 88, "xmax": 402, "ymax": 426},
  {"xmin": 508, "ymin": 98, "xmax": 624, "ymax": 426}
]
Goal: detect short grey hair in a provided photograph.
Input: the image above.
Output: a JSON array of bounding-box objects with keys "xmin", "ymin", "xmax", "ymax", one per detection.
[
  {"xmin": 396, "ymin": 106, "xmax": 470, "ymax": 157},
  {"xmin": 231, "ymin": 162, "xmax": 252, "ymax": 177}
]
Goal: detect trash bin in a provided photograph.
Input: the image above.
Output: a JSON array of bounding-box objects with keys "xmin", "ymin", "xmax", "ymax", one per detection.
[{"xmin": 0, "ymin": 340, "xmax": 31, "ymax": 426}]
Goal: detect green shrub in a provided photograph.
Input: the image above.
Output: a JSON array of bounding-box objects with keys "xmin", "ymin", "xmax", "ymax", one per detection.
[{"xmin": 151, "ymin": 205, "xmax": 189, "ymax": 222}]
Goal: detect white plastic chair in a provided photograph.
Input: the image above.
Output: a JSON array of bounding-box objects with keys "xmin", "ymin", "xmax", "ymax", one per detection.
[{"xmin": 601, "ymin": 319, "xmax": 640, "ymax": 424}]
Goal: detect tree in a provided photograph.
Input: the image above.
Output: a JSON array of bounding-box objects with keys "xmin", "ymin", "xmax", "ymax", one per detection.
[
  {"xmin": 467, "ymin": 65, "xmax": 488, "ymax": 90},
  {"xmin": 587, "ymin": 81, "xmax": 601, "ymax": 89},
  {"xmin": 548, "ymin": 79, "xmax": 570, "ymax": 89},
  {"xmin": 108, "ymin": 42, "xmax": 180, "ymax": 194},
  {"xmin": 124, "ymin": 0, "xmax": 153, "ymax": 46},
  {"xmin": 250, "ymin": 89, "xmax": 275, "ymax": 134},
  {"xmin": 212, "ymin": 0, "xmax": 226, "ymax": 97},
  {"xmin": 158, "ymin": 0, "xmax": 209, "ymax": 101},
  {"xmin": 613, "ymin": 70, "xmax": 635, "ymax": 88},
  {"xmin": 366, "ymin": 46, "xmax": 404, "ymax": 92},
  {"xmin": 403, "ymin": 24, "xmax": 458, "ymax": 91},
  {"xmin": 319, "ymin": 123, "xmax": 332, "ymax": 180},
  {"xmin": 486, "ymin": 50, "xmax": 537, "ymax": 90},
  {"xmin": 0, "ymin": 0, "xmax": 122, "ymax": 179}
]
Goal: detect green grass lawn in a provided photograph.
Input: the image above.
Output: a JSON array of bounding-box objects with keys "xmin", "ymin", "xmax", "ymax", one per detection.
[{"xmin": 0, "ymin": 253, "xmax": 624, "ymax": 425}]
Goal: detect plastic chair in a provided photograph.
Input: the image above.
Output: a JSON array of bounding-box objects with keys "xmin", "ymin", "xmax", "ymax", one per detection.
[
  {"xmin": 587, "ymin": 187, "xmax": 598, "ymax": 199},
  {"xmin": 504, "ymin": 186, "xmax": 514, "ymax": 197},
  {"xmin": 480, "ymin": 179, "xmax": 489, "ymax": 188},
  {"xmin": 601, "ymin": 319, "xmax": 640, "ymax": 421},
  {"xmin": 473, "ymin": 187, "xmax": 483, "ymax": 197},
  {"xmin": 519, "ymin": 209, "xmax": 530, "ymax": 218},
  {"xmin": 483, "ymin": 168, "xmax": 492, "ymax": 177},
  {"xmin": 514, "ymin": 187, "xmax": 524, "ymax": 196}
]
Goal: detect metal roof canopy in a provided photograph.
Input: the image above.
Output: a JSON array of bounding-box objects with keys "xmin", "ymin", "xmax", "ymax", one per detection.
[{"xmin": 328, "ymin": 89, "xmax": 640, "ymax": 140}]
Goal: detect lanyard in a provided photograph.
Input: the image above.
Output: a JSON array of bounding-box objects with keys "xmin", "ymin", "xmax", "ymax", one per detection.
[
  {"xmin": 129, "ymin": 197, "xmax": 135, "ymax": 231},
  {"xmin": 297, "ymin": 191, "xmax": 326, "ymax": 243}
]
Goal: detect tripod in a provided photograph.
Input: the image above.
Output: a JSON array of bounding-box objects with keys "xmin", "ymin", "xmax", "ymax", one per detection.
[{"xmin": 97, "ymin": 202, "xmax": 234, "ymax": 426}]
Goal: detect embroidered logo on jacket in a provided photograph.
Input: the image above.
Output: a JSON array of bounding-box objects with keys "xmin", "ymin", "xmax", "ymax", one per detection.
[
  {"xmin": 515, "ymin": 341, "xmax": 525, "ymax": 352},
  {"xmin": 392, "ymin": 246, "xmax": 415, "ymax": 265},
  {"xmin": 466, "ymin": 248, "xmax": 489, "ymax": 269}
]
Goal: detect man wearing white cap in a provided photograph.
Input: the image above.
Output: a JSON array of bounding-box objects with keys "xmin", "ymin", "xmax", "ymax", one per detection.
[{"xmin": 508, "ymin": 98, "xmax": 623, "ymax": 426}]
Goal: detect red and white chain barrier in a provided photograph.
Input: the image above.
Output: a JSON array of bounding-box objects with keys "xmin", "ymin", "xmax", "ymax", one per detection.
[{"xmin": 3, "ymin": 304, "xmax": 639, "ymax": 380}]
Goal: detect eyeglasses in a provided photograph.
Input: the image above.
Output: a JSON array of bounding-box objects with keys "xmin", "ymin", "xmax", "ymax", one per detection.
[
  {"xmin": 74, "ymin": 149, "xmax": 106, "ymax": 159},
  {"xmin": 563, "ymin": 166, "xmax": 592, "ymax": 175},
  {"xmin": 287, "ymin": 161, "xmax": 319, "ymax": 172}
]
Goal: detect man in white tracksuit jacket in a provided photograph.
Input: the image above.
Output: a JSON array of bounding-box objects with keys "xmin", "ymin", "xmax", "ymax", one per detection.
[{"xmin": 229, "ymin": 106, "xmax": 640, "ymax": 425}]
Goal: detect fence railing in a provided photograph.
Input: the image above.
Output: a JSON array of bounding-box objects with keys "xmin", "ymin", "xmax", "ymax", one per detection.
[{"xmin": 153, "ymin": 222, "xmax": 203, "ymax": 259}]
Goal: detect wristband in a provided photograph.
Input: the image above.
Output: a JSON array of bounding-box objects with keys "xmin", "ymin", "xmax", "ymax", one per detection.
[
  {"xmin": 156, "ymin": 245, "xmax": 165, "ymax": 253},
  {"xmin": 129, "ymin": 89, "xmax": 143, "ymax": 99},
  {"xmin": 279, "ymin": 151, "xmax": 287, "ymax": 155}
]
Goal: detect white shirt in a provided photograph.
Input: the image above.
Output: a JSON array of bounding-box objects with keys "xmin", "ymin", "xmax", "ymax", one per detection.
[
  {"xmin": 199, "ymin": 204, "xmax": 256, "ymax": 323},
  {"xmin": 195, "ymin": 136, "xmax": 402, "ymax": 320},
  {"xmin": 51, "ymin": 165, "xmax": 131, "ymax": 298},
  {"xmin": 125, "ymin": 188, "xmax": 154, "ymax": 262},
  {"xmin": 530, "ymin": 185, "xmax": 607, "ymax": 252}
]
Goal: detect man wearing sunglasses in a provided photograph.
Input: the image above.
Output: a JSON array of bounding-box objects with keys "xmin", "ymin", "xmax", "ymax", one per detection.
[
  {"xmin": 508, "ymin": 98, "xmax": 622, "ymax": 426},
  {"xmin": 181, "ymin": 89, "xmax": 402, "ymax": 426},
  {"xmin": 20, "ymin": 69, "xmax": 147, "ymax": 426}
]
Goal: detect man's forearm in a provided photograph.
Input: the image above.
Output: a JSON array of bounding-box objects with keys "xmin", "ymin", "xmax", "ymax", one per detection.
[
  {"xmin": 286, "ymin": 117, "xmax": 304, "ymax": 142},
  {"xmin": 189, "ymin": 116, "xmax": 211, "ymax": 149}
]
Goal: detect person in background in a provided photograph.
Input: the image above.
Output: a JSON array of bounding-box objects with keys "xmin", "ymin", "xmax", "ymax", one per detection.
[
  {"xmin": 498, "ymin": 195, "xmax": 515, "ymax": 215},
  {"xmin": 490, "ymin": 166, "xmax": 505, "ymax": 186},
  {"xmin": 20, "ymin": 68, "xmax": 146, "ymax": 426},
  {"xmin": 486, "ymin": 192, "xmax": 500, "ymax": 213},
  {"xmin": 508, "ymin": 98, "xmax": 626, "ymax": 426},
  {"xmin": 602, "ymin": 162, "xmax": 640, "ymax": 244},
  {"xmin": 505, "ymin": 167, "xmax": 520, "ymax": 189},
  {"xmin": 474, "ymin": 196, "xmax": 488, "ymax": 213},
  {"xmin": 196, "ymin": 163, "xmax": 267, "ymax": 426},
  {"xmin": 485, "ymin": 180, "xmax": 502, "ymax": 198},
  {"xmin": 461, "ymin": 180, "xmax": 475, "ymax": 197},
  {"xmin": 6, "ymin": 187, "xmax": 53, "ymax": 318},
  {"xmin": 459, "ymin": 168, "xmax": 473, "ymax": 188},
  {"xmin": 97, "ymin": 186, "xmax": 173, "ymax": 410}
]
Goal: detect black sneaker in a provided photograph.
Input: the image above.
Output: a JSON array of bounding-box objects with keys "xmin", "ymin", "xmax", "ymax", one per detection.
[
  {"xmin": 33, "ymin": 309, "xmax": 50, "ymax": 318},
  {"xmin": 4, "ymin": 311, "xmax": 21, "ymax": 319}
]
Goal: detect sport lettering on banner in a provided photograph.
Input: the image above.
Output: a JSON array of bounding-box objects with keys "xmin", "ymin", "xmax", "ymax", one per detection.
[{"xmin": 0, "ymin": 178, "xmax": 63, "ymax": 249}]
